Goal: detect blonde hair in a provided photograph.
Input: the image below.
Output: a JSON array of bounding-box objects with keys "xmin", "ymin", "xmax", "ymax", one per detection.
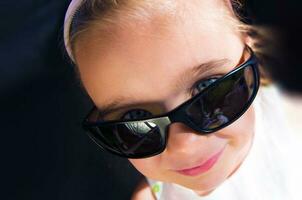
[{"xmin": 65, "ymin": 0, "xmax": 275, "ymax": 84}]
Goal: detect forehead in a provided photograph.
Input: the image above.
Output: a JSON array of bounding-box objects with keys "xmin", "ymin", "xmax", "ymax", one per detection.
[{"xmin": 75, "ymin": 0, "xmax": 244, "ymax": 109}]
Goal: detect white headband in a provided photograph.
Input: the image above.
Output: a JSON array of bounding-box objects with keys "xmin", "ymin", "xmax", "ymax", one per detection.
[{"xmin": 63, "ymin": 0, "xmax": 85, "ymax": 62}]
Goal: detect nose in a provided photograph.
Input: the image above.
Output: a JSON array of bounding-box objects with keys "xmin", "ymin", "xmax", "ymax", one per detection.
[{"xmin": 164, "ymin": 122, "xmax": 209, "ymax": 156}]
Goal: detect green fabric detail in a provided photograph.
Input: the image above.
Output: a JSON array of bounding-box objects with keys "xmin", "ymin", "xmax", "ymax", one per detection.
[{"xmin": 152, "ymin": 183, "xmax": 161, "ymax": 193}]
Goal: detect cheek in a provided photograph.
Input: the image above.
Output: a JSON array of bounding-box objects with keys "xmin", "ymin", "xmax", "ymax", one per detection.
[
  {"xmin": 128, "ymin": 157, "xmax": 162, "ymax": 178},
  {"xmin": 216, "ymin": 105, "xmax": 255, "ymax": 147}
]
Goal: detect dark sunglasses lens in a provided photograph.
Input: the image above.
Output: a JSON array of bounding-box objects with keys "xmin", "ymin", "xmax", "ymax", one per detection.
[
  {"xmin": 186, "ymin": 65, "xmax": 256, "ymax": 131},
  {"xmin": 87, "ymin": 121, "xmax": 165, "ymax": 157}
]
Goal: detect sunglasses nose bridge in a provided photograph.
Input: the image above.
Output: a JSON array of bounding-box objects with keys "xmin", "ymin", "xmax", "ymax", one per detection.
[
  {"xmin": 168, "ymin": 104, "xmax": 216, "ymax": 135},
  {"xmin": 168, "ymin": 106, "xmax": 187, "ymax": 123},
  {"xmin": 168, "ymin": 106, "xmax": 200, "ymax": 132}
]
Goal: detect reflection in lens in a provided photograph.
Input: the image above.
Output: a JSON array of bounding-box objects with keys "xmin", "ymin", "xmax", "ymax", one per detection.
[
  {"xmin": 186, "ymin": 65, "xmax": 255, "ymax": 131},
  {"xmin": 89, "ymin": 121, "xmax": 164, "ymax": 157},
  {"xmin": 125, "ymin": 122, "xmax": 157, "ymax": 135}
]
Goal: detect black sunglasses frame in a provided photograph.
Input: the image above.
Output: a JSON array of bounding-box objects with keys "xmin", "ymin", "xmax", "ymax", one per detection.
[{"xmin": 82, "ymin": 46, "xmax": 260, "ymax": 158}]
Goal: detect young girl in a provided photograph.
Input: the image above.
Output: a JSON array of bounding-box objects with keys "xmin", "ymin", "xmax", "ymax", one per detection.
[{"xmin": 63, "ymin": 0, "xmax": 302, "ymax": 199}]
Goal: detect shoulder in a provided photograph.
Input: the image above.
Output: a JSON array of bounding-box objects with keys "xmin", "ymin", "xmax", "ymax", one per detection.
[{"xmin": 131, "ymin": 178, "xmax": 156, "ymax": 200}]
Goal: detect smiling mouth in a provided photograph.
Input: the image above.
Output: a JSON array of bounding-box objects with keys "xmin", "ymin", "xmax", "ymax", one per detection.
[{"xmin": 175, "ymin": 146, "xmax": 226, "ymax": 176}]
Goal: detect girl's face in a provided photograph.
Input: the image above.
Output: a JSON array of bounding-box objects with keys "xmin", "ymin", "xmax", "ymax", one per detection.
[{"xmin": 75, "ymin": 0, "xmax": 255, "ymax": 195}]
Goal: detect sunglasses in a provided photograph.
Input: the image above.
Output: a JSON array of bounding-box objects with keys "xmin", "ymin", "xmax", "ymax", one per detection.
[{"xmin": 83, "ymin": 46, "xmax": 260, "ymax": 159}]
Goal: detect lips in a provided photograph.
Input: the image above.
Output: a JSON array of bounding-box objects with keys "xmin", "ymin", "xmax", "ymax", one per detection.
[{"xmin": 174, "ymin": 146, "xmax": 226, "ymax": 176}]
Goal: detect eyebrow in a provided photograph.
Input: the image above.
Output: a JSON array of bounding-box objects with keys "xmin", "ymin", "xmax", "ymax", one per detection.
[{"xmin": 97, "ymin": 58, "xmax": 231, "ymax": 117}]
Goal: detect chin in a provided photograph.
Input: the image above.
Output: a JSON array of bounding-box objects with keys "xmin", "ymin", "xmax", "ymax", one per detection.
[
  {"xmin": 177, "ymin": 179, "xmax": 223, "ymax": 197},
  {"xmin": 171, "ymin": 172, "xmax": 226, "ymax": 195}
]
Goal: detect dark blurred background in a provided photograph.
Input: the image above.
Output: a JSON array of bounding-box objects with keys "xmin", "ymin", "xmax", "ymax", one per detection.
[
  {"xmin": 246, "ymin": 0, "xmax": 302, "ymax": 93},
  {"xmin": 0, "ymin": 0, "xmax": 301, "ymax": 200}
]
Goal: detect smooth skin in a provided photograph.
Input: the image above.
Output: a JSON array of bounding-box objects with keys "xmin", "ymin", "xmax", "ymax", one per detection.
[{"xmin": 74, "ymin": 0, "xmax": 255, "ymax": 198}]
